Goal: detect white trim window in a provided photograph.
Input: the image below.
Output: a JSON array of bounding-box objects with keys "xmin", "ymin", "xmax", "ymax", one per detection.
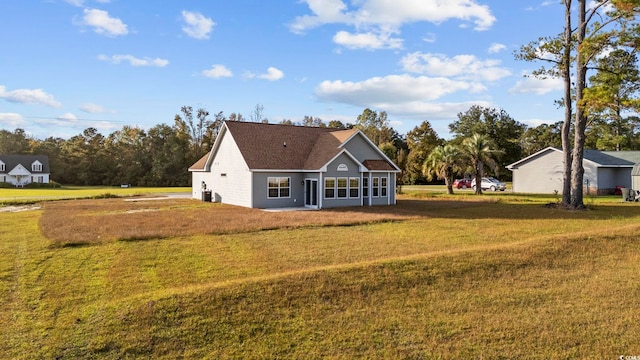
[
  {"xmin": 32, "ymin": 161, "xmax": 42, "ymax": 172},
  {"xmin": 337, "ymin": 177, "xmax": 348, "ymax": 198},
  {"xmin": 0, "ymin": 161, "xmax": 4, "ymax": 172},
  {"xmin": 381, "ymin": 176, "xmax": 388, "ymax": 197},
  {"xmin": 325, "ymin": 178, "xmax": 335, "ymax": 198},
  {"xmin": 372, "ymin": 177, "xmax": 379, "ymax": 197},
  {"xmin": 349, "ymin": 177, "xmax": 359, "ymax": 198},
  {"xmin": 267, "ymin": 177, "xmax": 290, "ymax": 198},
  {"xmin": 362, "ymin": 177, "xmax": 368, "ymax": 197}
]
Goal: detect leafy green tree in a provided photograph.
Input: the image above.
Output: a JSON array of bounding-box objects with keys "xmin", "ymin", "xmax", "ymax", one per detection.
[
  {"xmin": 62, "ymin": 128, "xmax": 110, "ymax": 185},
  {"xmin": 462, "ymin": 133, "xmax": 502, "ymax": 195},
  {"xmin": 104, "ymin": 126, "xmax": 149, "ymax": 186},
  {"xmin": 583, "ymin": 49, "xmax": 640, "ymax": 151},
  {"xmin": 327, "ymin": 120, "xmax": 348, "ymax": 129},
  {"xmin": 144, "ymin": 124, "xmax": 192, "ymax": 186},
  {"xmin": 174, "ymin": 106, "xmax": 211, "ymax": 158},
  {"xmin": 355, "ymin": 108, "xmax": 393, "ymax": 146},
  {"xmin": 423, "ymin": 144, "xmax": 462, "ymax": 194},
  {"xmin": 0, "ymin": 129, "xmax": 31, "ymax": 154},
  {"xmin": 301, "ymin": 115, "xmax": 326, "ymax": 127},
  {"xmin": 449, "ymin": 105, "xmax": 526, "ymax": 180},
  {"xmin": 520, "ymin": 122, "xmax": 563, "ymax": 156},
  {"xmin": 404, "ymin": 121, "xmax": 443, "ymax": 184}
]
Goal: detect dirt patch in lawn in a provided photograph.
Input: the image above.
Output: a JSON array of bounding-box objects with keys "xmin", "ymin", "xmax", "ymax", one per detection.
[
  {"xmin": 0, "ymin": 205, "xmax": 41, "ymax": 213},
  {"xmin": 40, "ymin": 198, "xmax": 463, "ymax": 246}
]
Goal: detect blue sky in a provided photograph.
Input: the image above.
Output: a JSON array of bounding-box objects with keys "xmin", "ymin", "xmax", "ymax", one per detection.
[{"xmin": 0, "ymin": 0, "xmax": 567, "ymax": 140}]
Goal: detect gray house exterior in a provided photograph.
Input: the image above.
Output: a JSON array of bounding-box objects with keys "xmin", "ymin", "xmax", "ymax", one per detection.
[
  {"xmin": 507, "ymin": 147, "xmax": 640, "ymax": 195},
  {"xmin": 189, "ymin": 121, "xmax": 400, "ymax": 209},
  {"xmin": 0, "ymin": 154, "xmax": 50, "ymax": 187}
]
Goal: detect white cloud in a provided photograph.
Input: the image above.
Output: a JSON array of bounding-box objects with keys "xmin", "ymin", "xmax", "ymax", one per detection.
[
  {"xmin": 400, "ymin": 52, "xmax": 511, "ymax": 82},
  {"xmin": 0, "ymin": 85, "xmax": 62, "ymax": 108},
  {"xmin": 0, "ymin": 113, "xmax": 26, "ymax": 128},
  {"xmin": 509, "ymin": 74, "xmax": 564, "ymax": 95},
  {"xmin": 333, "ymin": 30, "xmax": 403, "ymax": 50},
  {"xmin": 202, "ymin": 64, "xmax": 233, "ymax": 79},
  {"xmin": 488, "ymin": 43, "xmax": 506, "ymax": 54},
  {"xmin": 247, "ymin": 67, "xmax": 285, "ymax": 81},
  {"xmin": 80, "ymin": 103, "xmax": 110, "ymax": 113},
  {"xmin": 57, "ymin": 113, "xmax": 79, "ymax": 123},
  {"xmin": 181, "ymin": 10, "xmax": 215, "ymax": 40},
  {"xmin": 80, "ymin": 8, "xmax": 128, "ymax": 37},
  {"xmin": 98, "ymin": 54, "xmax": 169, "ymax": 67},
  {"xmin": 422, "ymin": 33, "xmax": 437, "ymax": 43},
  {"xmin": 290, "ymin": 0, "xmax": 496, "ymax": 38},
  {"xmin": 315, "ymin": 74, "xmax": 485, "ymax": 105}
]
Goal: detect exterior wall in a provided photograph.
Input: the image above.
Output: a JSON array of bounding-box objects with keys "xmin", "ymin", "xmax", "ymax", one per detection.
[
  {"xmin": 633, "ymin": 175, "xmax": 640, "ymax": 190},
  {"xmin": 511, "ymin": 150, "xmax": 565, "ymax": 194},
  {"xmin": 321, "ymin": 152, "xmax": 362, "ymax": 208},
  {"xmin": 1, "ymin": 173, "xmax": 50, "ymax": 186},
  {"xmin": 191, "ymin": 171, "xmax": 212, "ymax": 200},
  {"xmin": 595, "ymin": 168, "xmax": 632, "ymax": 195},
  {"xmin": 251, "ymin": 172, "xmax": 305, "ymax": 208},
  {"xmin": 368, "ymin": 172, "xmax": 393, "ymax": 206},
  {"xmin": 342, "ymin": 134, "xmax": 383, "ymax": 161},
  {"xmin": 192, "ymin": 133, "xmax": 253, "ymax": 207}
]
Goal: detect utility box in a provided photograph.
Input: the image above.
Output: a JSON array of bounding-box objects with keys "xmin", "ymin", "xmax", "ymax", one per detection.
[{"xmin": 202, "ymin": 190, "xmax": 212, "ymax": 202}]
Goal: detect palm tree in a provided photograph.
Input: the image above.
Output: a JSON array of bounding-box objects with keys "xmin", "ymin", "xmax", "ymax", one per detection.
[
  {"xmin": 462, "ymin": 133, "xmax": 502, "ymax": 194},
  {"xmin": 423, "ymin": 144, "xmax": 462, "ymax": 194}
]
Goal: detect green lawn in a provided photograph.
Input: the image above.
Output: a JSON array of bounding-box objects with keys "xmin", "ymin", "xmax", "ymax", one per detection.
[{"xmin": 1, "ymin": 191, "xmax": 640, "ymax": 358}]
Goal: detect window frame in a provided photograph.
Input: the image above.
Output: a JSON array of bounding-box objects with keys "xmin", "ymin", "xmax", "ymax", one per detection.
[
  {"xmin": 349, "ymin": 177, "xmax": 359, "ymax": 198},
  {"xmin": 324, "ymin": 177, "xmax": 336, "ymax": 199},
  {"xmin": 337, "ymin": 177, "xmax": 348, "ymax": 198},
  {"xmin": 267, "ymin": 176, "xmax": 291, "ymax": 199},
  {"xmin": 362, "ymin": 177, "xmax": 368, "ymax": 197},
  {"xmin": 381, "ymin": 177, "xmax": 388, "ymax": 197},
  {"xmin": 372, "ymin": 177, "xmax": 379, "ymax": 197}
]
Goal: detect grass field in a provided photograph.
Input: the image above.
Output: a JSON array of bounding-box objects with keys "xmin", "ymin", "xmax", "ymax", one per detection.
[
  {"xmin": 0, "ymin": 186, "xmax": 190, "ymax": 205},
  {"xmin": 1, "ymin": 187, "xmax": 640, "ymax": 358}
]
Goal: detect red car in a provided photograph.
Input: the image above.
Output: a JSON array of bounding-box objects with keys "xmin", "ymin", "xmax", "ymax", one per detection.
[{"xmin": 453, "ymin": 178, "xmax": 471, "ymax": 189}]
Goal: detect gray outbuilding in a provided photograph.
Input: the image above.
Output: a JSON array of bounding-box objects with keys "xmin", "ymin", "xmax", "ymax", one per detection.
[{"xmin": 507, "ymin": 147, "xmax": 640, "ymax": 195}]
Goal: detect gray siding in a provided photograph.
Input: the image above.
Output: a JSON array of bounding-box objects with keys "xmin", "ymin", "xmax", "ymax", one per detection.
[
  {"xmin": 342, "ymin": 134, "xmax": 383, "ymax": 161},
  {"xmin": 596, "ymin": 167, "xmax": 632, "ymax": 195},
  {"xmin": 252, "ymin": 172, "xmax": 306, "ymax": 209},
  {"xmin": 511, "ymin": 150, "xmax": 565, "ymax": 194}
]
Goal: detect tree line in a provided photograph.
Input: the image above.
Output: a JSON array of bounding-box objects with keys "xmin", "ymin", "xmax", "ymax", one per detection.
[{"xmin": 1, "ymin": 99, "xmax": 639, "ymax": 188}]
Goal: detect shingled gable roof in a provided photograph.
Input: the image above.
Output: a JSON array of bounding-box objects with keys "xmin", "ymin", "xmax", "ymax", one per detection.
[
  {"xmin": 198, "ymin": 121, "xmax": 398, "ymax": 172},
  {"xmin": 507, "ymin": 146, "xmax": 639, "ymax": 170},
  {"xmin": 0, "ymin": 154, "xmax": 50, "ymax": 173},
  {"xmin": 188, "ymin": 152, "xmax": 210, "ymax": 171}
]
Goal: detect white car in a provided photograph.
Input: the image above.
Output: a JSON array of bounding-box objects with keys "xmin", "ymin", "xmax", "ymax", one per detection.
[{"xmin": 471, "ymin": 177, "xmax": 506, "ymax": 191}]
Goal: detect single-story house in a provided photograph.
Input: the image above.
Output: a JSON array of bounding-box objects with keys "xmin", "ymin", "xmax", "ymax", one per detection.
[
  {"xmin": 506, "ymin": 147, "xmax": 640, "ymax": 194},
  {"xmin": 0, "ymin": 154, "xmax": 50, "ymax": 187},
  {"xmin": 189, "ymin": 121, "xmax": 400, "ymax": 209}
]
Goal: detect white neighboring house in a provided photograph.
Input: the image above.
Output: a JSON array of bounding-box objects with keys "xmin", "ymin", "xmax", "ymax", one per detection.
[
  {"xmin": 0, "ymin": 155, "xmax": 50, "ymax": 187},
  {"xmin": 189, "ymin": 121, "xmax": 401, "ymax": 209},
  {"xmin": 507, "ymin": 147, "xmax": 640, "ymax": 195}
]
